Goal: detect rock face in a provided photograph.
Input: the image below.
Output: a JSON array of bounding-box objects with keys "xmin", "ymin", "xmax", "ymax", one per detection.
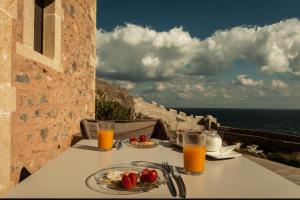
[
  {"xmin": 133, "ymin": 97, "xmax": 219, "ymax": 133},
  {"xmin": 0, "ymin": 0, "xmax": 96, "ymax": 191},
  {"xmin": 96, "ymin": 79, "xmax": 134, "ymax": 109}
]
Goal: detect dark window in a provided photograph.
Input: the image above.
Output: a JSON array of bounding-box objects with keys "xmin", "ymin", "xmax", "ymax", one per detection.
[
  {"xmin": 34, "ymin": 0, "xmax": 44, "ymax": 53},
  {"xmin": 34, "ymin": 0, "xmax": 55, "ymax": 57}
]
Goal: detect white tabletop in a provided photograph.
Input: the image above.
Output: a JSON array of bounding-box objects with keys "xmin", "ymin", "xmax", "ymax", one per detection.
[{"xmin": 2, "ymin": 139, "xmax": 300, "ymax": 198}]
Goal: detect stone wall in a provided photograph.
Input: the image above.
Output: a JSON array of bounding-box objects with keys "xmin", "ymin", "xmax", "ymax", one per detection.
[
  {"xmin": 0, "ymin": 0, "xmax": 96, "ymax": 192},
  {"xmin": 0, "ymin": 0, "xmax": 17, "ymax": 193},
  {"xmin": 133, "ymin": 97, "xmax": 219, "ymax": 133}
]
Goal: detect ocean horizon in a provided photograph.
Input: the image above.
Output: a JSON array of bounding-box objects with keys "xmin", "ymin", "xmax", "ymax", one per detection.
[{"xmin": 170, "ymin": 107, "xmax": 300, "ymax": 136}]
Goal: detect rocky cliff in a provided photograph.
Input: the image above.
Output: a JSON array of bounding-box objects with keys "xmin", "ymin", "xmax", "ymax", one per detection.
[{"xmin": 95, "ymin": 79, "xmax": 219, "ymax": 132}]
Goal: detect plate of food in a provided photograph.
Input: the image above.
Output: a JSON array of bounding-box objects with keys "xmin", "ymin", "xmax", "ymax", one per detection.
[
  {"xmin": 85, "ymin": 163, "xmax": 166, "ymax": 195},
  {"xmin": 129, "ymin": 135, "xmax": 159, "ymax": 148}
]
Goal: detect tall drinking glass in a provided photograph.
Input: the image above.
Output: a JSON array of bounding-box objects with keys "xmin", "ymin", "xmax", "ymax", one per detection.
[
  {"xmin": 183, "ymin": 131, "xmax": 207, "ymax": 175},
  {"xmin": 97, "ymin": 121, "xmax": 114, "ymax": 151}
]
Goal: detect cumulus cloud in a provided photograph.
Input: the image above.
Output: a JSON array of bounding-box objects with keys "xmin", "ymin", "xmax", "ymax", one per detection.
[
  {"xmin": 96, "ymin": 18, "xmax": 300, "ymax": 83},
  {"xmin": 154, "ymin": 82, "xmax": 168, "ymax": 92},
  {"xmin": 114, "ymin": 80, "xmax": 136, "ymax": 90},
  {"xmin": 195, "ymin": 83, "xmax": 205, "ymax": 92},
  {"xmin": 233, "ymin": 75, "xmax": 264, "ymax": 87},
  {"xmin": 271, "ymin": 80, "xmax": 288, "ymax": 90}
]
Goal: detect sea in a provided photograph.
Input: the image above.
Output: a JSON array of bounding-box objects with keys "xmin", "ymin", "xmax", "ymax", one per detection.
[{"xmin": 171, "ymin": 108, "xmax": 300, "ymax": 136}]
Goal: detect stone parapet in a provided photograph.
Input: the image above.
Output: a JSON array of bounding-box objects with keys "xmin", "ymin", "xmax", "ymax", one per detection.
[{"xmin": 133, "ymin": 97, "xmax": 219, "ymax": 133}]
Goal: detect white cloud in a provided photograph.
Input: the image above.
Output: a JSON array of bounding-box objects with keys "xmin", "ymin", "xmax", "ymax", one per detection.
[
  {"xmin": 233, "ymin": 75, "xmax": 264, "ymax": 87},
  {"xmin": 195, "ymin": 83, "xmax": 205, "ymax": 92},
  {"xmin": 114, "ymin": 80, "xmax": 136, "ymax": 90},
  {"xmin": 258, "ymin": 90, "xmax": 266, "ymax": 96},
  {"xmin": 96, "ymin": 18, "xmax": 300, "ymax": 83},
  {"xmin": 271, "ymin": 80, "xmax": 288, "ymax": 90},
  {"xmin": 154, "ymin": 82, "xmax": 168, "ymax": 92}
]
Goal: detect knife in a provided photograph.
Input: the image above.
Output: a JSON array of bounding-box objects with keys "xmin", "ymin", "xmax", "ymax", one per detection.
[
  {"xmin": 163, "ymin": 169, "xmax": 177, "ymax": 197},
  {"xmin": 172, "ymin": 166, "xmax": 187, "ymax": 198}
]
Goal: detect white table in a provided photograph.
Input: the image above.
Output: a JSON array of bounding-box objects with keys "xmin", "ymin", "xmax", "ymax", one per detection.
[{"xmin": 2, "ymin": 139, "xmax": 300, "ymax": 198}]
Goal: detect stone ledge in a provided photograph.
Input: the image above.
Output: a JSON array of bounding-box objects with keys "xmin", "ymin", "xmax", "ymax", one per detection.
[{"xmin": 16, "ymin": 43, "xmax": 62, "ymax": 72}]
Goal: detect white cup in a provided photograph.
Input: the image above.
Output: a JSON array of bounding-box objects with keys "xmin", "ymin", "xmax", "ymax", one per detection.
[{"xmin": 205, "ymin": 130, "xmax": 222, "ymax": 152}]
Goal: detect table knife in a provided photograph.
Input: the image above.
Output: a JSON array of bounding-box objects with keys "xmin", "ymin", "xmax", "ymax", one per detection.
[{"xmin": 173, "ymin": 166, "xmax": 187, "ymax": 198}]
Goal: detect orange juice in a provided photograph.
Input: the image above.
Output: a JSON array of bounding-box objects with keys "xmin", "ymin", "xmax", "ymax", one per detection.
[
  {"xmin": 97, "ymin": 129, "xmax": 114, "ymax": 150},
  {"xmin": 183, "ymin": 144, "xmax": 206, "ymax": 173}
]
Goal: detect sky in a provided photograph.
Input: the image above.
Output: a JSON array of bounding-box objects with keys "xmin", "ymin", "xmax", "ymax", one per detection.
[{"xmin": 96, "ymin": 0, "xmax": 300, "ymax": 109}]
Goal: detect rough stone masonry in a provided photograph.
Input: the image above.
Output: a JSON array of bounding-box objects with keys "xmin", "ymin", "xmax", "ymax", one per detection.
[{"xmin": 0, "ymin": 0, "xmax": 96, "ymax": 193}]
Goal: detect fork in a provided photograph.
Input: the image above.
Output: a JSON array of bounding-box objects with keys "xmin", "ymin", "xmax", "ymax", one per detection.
[
  {"xmin": 162, "ymin": 162, "xmax": 177, "ymax": 197},
  {"xmin": 117, "ymin": 138, "xmax": 129, "ymax": 150},
  {"xmin": 112, "ymin": 139, "xmax": 120, "ymax": 148}
]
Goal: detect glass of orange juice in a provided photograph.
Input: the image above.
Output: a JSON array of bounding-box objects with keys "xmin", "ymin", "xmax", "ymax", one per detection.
[
  {"xmin": 97, "ymin": 121, "xmax": 114, "ymax": 151},
  {"xmin": 183, "ymin": 131, "xmax": 207, "ymax": 175}
]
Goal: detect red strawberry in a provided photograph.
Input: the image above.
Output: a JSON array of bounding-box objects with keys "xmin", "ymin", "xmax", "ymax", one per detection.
[
  {"xmin": 122, "ymin": 175, "xmax": 133, "ymax": 189},
  {"xmin": 128, "ymin": 172, "xmax": 138, "ymax": 185},
  {"xmin": 129, "ymin": 136, "xmax": 137, "ymax": 142},
  {"xmin": 147, "ymin": 170, "xmax": 158, "ymax": 183},
  {"xmin": 139, "ymin": 134, "xmax": 147, "ymax": 142},
  {"xmin": 140, "ymin": 168, "xmax": 150, "ymax": 182}
]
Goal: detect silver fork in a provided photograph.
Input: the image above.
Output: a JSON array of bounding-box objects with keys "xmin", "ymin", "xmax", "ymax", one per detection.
[
  {"xmin": 112, "ymin": 139, "xmax": 120, "ymax": 148},
  {"xmin": 162, "ymin": 162, "xmax": 177, "ymax": 197},
  {"xmin": 117, "ymin": 138, "xmax": 129, "ymax": 150}
]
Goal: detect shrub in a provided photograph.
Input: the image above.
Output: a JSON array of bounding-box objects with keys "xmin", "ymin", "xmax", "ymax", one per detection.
[
  {"xmin": 95, "ymin": 88, "xmax": 145, "ymax": 120},
  {"xmin": 95, "ymin": 88, "xmax": 133, "ymax": 120}
]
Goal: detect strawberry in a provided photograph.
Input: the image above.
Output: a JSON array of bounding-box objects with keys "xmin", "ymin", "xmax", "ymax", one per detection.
[
  {"xmin": 128, "ymin": 172, "xmax": 138, "ymax": 185},
  {"xmin": 122, "ymin": 175, "xmax": 133, "ymax": 189},
  {"xmin": 139, "ymin": 134, "xmax": 147, "ymax": 142},
  {"xmin": 147, "ymin": 170, "xmax": 158, "ymax": 183},
  {"xmin": 129, "ymin": 136, "xmax": 137, "ymax": 142}
]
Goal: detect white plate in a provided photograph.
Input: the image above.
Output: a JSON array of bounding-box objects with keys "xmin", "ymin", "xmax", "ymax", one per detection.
[
  {"xmin": 206, "ymin": 150, "xmax": 242, "ymax": 159},
  {"xmin": 169, "ymin": 140, "xmax": 241, "ymax": 159},
  {"xmin": 86, "ymin": 163, "xmax": 165, "ymax": 195}
]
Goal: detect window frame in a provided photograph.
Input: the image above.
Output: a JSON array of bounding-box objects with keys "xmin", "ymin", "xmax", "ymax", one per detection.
[{"xmin": 16, "ymin": 0, "xmax": 62, "ymax": 72}]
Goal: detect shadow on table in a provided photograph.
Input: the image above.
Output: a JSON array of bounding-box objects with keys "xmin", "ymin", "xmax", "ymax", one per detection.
[
  {"xmin": 73, "ymin": 145, "xmax": 100, "ymax": 152},
  {"xmin": 131, "ymin": 160, "xmax": 186, "ymax": 175},
  {"xmin": 159, "ymin": 140, "xmax": 182, "ymax": 153}
]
